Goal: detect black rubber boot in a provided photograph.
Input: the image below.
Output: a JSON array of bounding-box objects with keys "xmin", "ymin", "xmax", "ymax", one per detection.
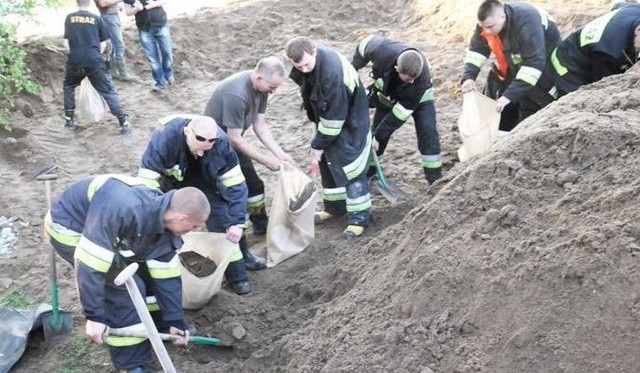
[
  {"xmin": 117, "ymin": 115, "xmax": 132, "ymax": 135},
  {"xmin": 240, "ymin": 236, "xmax": 266, "ymax": 271},
  {"xmin": 63, "ymin": 110, "xmax": 78, "ymax": 132},
  {"xmin": 424, "ymin": 167, "xmax": 443, "ymax": 184},
  {"xmin": 249, "ymin": 205, "xmax": 268, "ymax": 235}
]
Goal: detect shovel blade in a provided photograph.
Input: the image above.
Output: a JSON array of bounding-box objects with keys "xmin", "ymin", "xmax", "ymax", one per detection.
[
  {"xmin": 375, "ymin": 178, "xmax": 407, "ymax": 204},
  {"xmin": 42, "ymin": 311, "xmax": 73, "ymax": 341}
]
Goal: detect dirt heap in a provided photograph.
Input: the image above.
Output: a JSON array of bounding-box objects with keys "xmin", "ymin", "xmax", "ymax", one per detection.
[{"xmin": 3, "ymin": 0, "xmax": 639, "ymax": 372}]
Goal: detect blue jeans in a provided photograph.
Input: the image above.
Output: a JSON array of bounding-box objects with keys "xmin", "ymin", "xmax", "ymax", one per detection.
[
  {"xmin": 139, "ymin": 25, "xmax": 173, "ymax": 88},
  {"xmin": 102, "ymin": 13, "xmax": 125, "ymax": 62}
]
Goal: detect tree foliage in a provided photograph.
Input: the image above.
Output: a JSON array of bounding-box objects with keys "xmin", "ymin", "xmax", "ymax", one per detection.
[{"xmin": 0, "ymin": 0, "xmax": 59, "ymax": 131}]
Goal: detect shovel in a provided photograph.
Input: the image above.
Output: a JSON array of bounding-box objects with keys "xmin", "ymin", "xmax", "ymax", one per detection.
[
  {"xmin": 370, "ymin": 146, "xmax": 407, "ymax": 204},
  {"xmin": 106, "ymin": 329, "xmax": 233, "ymax": 348},
  {"xmin": 35, "ymin": 165, "xmax": 73, "ymax": 340}
]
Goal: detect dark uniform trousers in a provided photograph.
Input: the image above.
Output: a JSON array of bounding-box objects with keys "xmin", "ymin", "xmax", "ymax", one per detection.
[{"xmin": 63, "ymin": 62, "xmax": 125, "ymax": 118}]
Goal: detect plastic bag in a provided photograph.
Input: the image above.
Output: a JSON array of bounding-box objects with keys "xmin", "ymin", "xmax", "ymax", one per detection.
[
  {"xmin": 77, "ymin": 77, "xmax": 108, "ymax": 122},
  {"xmin": 266, "ymin": 162, "xmax": 317, "ymax": 267},
  {"xmin": 179, "ymin": 232, "xmax": 236, "ymax": 310},
  {"xmin": 457, "ymin": 90, "xmax": 501, "ymax": 161}
]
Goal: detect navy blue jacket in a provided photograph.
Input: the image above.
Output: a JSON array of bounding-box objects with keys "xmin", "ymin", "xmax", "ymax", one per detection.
[
  {"xmin": 50, "ymin": 175, "xmax": 185, "ymax": 327},
  {"xmin": 138, "ymin": 117, "xmax": 247, "ymax": 229}
]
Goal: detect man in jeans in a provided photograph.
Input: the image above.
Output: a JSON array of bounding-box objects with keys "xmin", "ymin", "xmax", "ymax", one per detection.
[
  {"xmin": 63, "ymin": 0, "xmax": 132, "ymax": 135},
  {"xmin": 123, "ymin": 0, "xmax": 173, "ymax": 92},
  {"xmin": 94, "ymin": 0, "xmax": 137, "ymax": 81}
]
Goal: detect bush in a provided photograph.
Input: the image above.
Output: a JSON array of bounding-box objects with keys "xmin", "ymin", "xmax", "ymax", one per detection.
[{"xmin": 0, "ymin": 0, "xmax": 59, "ymax": 131}]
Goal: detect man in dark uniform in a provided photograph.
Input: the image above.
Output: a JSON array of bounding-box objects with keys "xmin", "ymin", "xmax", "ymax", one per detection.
[
  {"xmin": 44, "ymin": 174, "xmax": 208, "ymax": 373},
  {"xmin": 63, "ymin": 0, "xmax": 132, "ymax": 134},
  {"xmin": 460, "ymin": 0, "xmax": 560, "ymax": 131},
  {"xmin": 551, "ymin": 5, "xmax": 640, "ymax": 96},
  {"xmin": 137, "ymin": 115, "xmax": 255, "ymax": 295},
  {"xmin": 286, "ymin": 37, "xmax": 372, "ymax": 239},
  {"xmin": 352, "ymin": 35, "xmax": 442, "ymax": 184}
]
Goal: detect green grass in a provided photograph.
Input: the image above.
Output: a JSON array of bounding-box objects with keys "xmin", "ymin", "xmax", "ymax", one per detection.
[
  {"xmin": 0, "ymin": 289, "xmax": 35, "ymax": 308},
  {"xmin": 56, "ymin": 336, "xmax": 94, "ymax": 373}
]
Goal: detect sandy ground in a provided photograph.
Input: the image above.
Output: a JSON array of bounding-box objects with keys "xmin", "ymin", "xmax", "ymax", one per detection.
[{"xmin": 2, "ymin": 0, "xmax": 640, "ymax": 372}]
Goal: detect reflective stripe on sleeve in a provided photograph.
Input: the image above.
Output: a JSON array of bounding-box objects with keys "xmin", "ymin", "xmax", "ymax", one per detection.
[
  {"xmin": 464, "ymin": 49, "xmax": 487, "ymax": 68},
  {"xmin": 147, "ymin": 255, "xmax": 181, "ymax": 279},
  {"xmin": 392, "ymin": 102, "xmax": 413, "ymax": 122},
  {"xmin": 357, "ymin": 35, "xmax": 375, "ymax": 57},
  {"xmin": 219, "ymin": 165, "xmax": 245, "ymax": 187},
  {"xmin": 44, "ymin": 211, "xmax": 81, "ymax": 247},
  {"xmin": 515, "ymin": 66, "xmax": 542, "ymax": 86},
  {"xmin": 318, "ymin": 117, "xmax": 345, "ymax": 136}
]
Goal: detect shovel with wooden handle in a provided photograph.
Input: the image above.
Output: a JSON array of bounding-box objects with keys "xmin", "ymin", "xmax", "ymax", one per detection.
[
  {"xmin": 35, "ymin": 164, "xmax": 73, "ymax": 341},
  {"xmin": 370, "ymin": 146, "xmax": 407, "ymax": 204},
  {"xmin": 114, "ymin": 263, "xmax": 177, "ymax": 373}
]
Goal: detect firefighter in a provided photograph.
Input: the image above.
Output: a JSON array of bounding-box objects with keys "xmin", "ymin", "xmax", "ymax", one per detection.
[
  {"xmin": 551, "ymin": 5, "xmax": 640, "ymax": 97},
  {"xmin": 461, "ymin": 0, "xmax": 560, "ymax": 132},
  {"xmin": 137, "ymin": 115, "xmax": 254, "ymax": 295},
  {"xmin": 203, "ymin": 56, "xmax": 293, "ymax": 254},
  {"xmin": 285, "ymin": 36, "xmax": 372, "ymax": 239},
  {"xmin": 44, "ymin": 174, "xmax": 209, "ymax": 373},
  {"xmin": 352, "ymin": 35, "xmax": 442, "ymax": 184}
]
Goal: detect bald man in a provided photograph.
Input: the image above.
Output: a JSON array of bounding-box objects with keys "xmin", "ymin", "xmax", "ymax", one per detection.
[
  {"xmin": 203, "ymin": 56, "xmax": 293, "ymax": 244},
  {"xmin": 137, "ymin": 115, "xmax": 254, "ymax": 295}
]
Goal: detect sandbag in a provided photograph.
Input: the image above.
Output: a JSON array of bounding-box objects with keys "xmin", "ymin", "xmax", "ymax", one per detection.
[
  {"xmin": 266, "ymin": 162, "xmax": 317, "ymax": 267},
  {"xmin": 77, "ymin": 77, "xmax": 108, "ymax": 122},
  {"xmin": 179, "ymin": 232, "xmax": 235, "ymax": 310},
  {"xmin": 457, "ymin": 90, "xmax": 501, "ymax": 161}
]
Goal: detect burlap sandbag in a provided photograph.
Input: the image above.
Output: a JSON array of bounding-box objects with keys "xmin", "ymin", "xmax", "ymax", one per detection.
[
  {"xmin": 457, "ymin": 90, "xmax": 501, "ymax": 161},
  {"xmin": 266, "ymin": 162, "xmax": 317, "ymax": 267},
  {"xmin": 179, "ymin": 232, "xmax": 236, "ymax": 310}
]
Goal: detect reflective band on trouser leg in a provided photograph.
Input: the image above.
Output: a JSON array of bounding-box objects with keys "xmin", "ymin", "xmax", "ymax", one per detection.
[
  {"xmin": 229, "ymin": 245, "xmax": 243, "ymax": 262},
  {"xmin": 146, "ymin": 296, "xmax": 160, "ymax": 312},
  {"xmin": 346, "ymin": 193, "xmax": 372, "ymax": 213},
  {"xmin": 74, "ymin": 236, "xmax": 114, "ymax": 273},
  {"xmin": 219, "ymin": 165, "xmax": 246, "ymax": 187},
  {"xmin": 515, "ymin": 66, "xmax": 542, "ymax": 86},
  {"xmin": 421, "ymin": 154, "xmax": 443, "ymax": 169},
  {"xmin": 106, "ymin": 323, "xmax": 147, "ymax": 347},
  {"xmin": 550, "ymin": 48, "xmax": 568, "ymax": 77},
  {"xmin": 323, "ymin": 187, "xmax": 346, "ymax": 202},
  {"xmin": 247, "ymin": 193, "xmax": 265, "ymax": 214},
  {"xmin": 343, "ymin": 133, "xmax": 372, "ymax": 181},
  {"xmin": 146, "ymin": 255, "xmax": 181, "ymax": 279},
  {"xmin": 548, "ymin": 85, "xmax": 559, "ymax": 100},
  {"xmin": 44, "ymin": 211, "xmax": 81, "ymax": 247}
]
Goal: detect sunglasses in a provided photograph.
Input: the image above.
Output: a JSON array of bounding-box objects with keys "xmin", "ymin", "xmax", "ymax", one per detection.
[{"xmin": 194, "ymin": 134, "xmax": 216, "ymax": 143}]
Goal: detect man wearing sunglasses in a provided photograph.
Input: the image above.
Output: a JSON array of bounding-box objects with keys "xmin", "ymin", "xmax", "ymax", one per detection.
[
  {"xmin": 137, "ymin": 115, "xmax": 254, "ymax": 295},
  {"xmin": 203, "ymin": 56, "xmax": 293, "ymax": 268}
]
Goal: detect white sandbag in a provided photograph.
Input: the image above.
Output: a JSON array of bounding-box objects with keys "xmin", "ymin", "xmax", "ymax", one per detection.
[
  {"xmin": 457, "ymin": 90, "xmax": 501, "ymax": 161},
  {"xmin": 266, "ymin": 162, "xmax": 317, "ymax": 267},
  {"xmin": 179, "ymin": 232, "xmax": 236, "ymax": 310},
  {"xmin": 77, "ymin": 77, "xmax": 108, "ymax": 122}
]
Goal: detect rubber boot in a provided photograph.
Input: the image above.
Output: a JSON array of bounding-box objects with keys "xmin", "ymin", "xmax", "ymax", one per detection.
[
  {"xmin": 249, "ymin": 205, "xmax": 269, "ymax": 235},
  {"xmin": 63, "ymin": 110, "xmax": 78, "ymax": 132},
  {"xmin": 116, "ymin": 60, "xmax": 140, "ymax": 83},
  {"xmin": 109, "ymin": 59, "xmax": 120, "ymax": 80},
  {"xmin": 424, "ymin": 167, "xmax": 443, "ymax": 184},
  {"xmin": 239, "ymin": 236, "xmax": 266, "ymax": 271},
  {"xmin": 224, "ymin": 259, "xmax": 251, "ymax": 295},
  {"xmin": 117, "ymin": 115, "xmax": 132, "ymax": 135}
]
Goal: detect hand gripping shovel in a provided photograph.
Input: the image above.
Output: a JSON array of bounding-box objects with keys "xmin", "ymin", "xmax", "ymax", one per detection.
[
  {"xmin": 35, "ymin": 165, "xmax": 73, "ymax": 341},
  {"xmin": 106, "ymin": 329, "xmax": 233, "ymax": 348},
  {"xmin": 370, "ymin": 146, "xmax": 407, "ymax": 204}
]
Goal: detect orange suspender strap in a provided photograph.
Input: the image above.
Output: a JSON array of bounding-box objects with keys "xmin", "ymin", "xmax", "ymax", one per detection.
[{"xmin": 480, "ymin": 30, "xmax": 509, "ymax": 80}]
